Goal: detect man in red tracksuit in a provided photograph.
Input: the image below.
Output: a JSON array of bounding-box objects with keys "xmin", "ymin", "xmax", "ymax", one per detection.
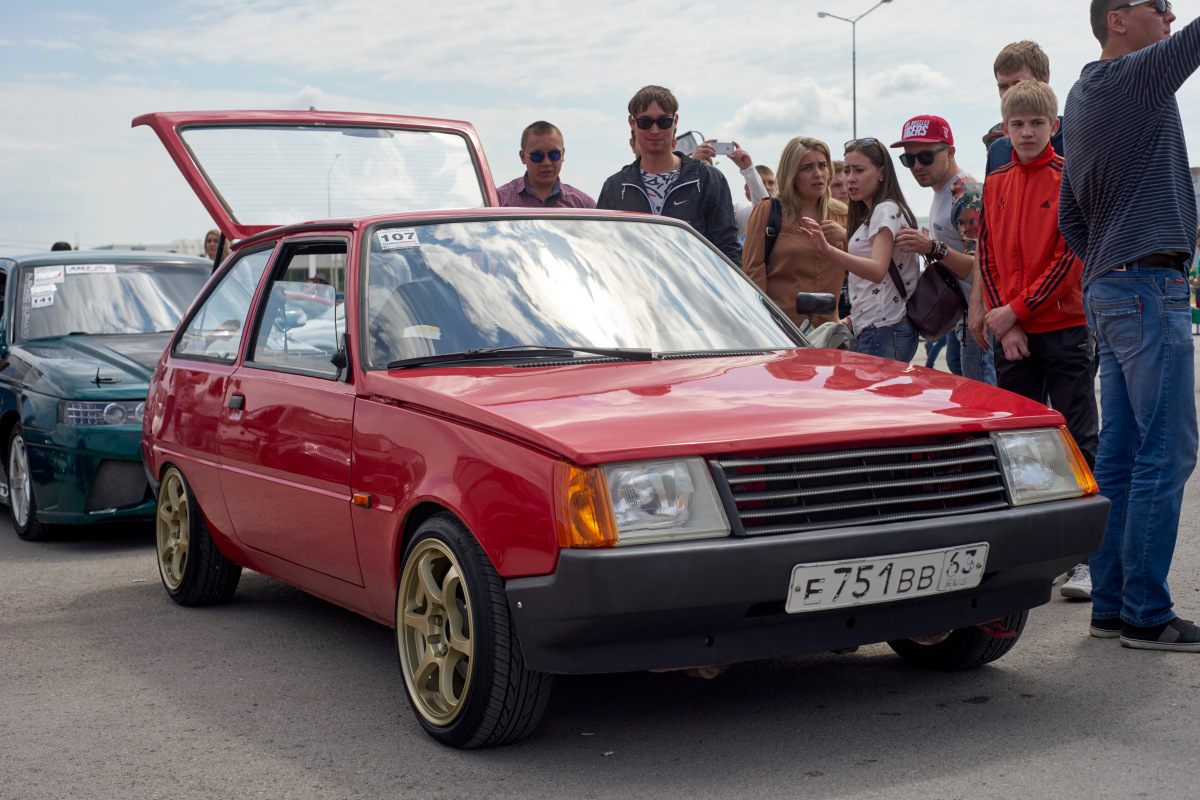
[{"xmin": 977, "ymin": 79, "xmax": 1099, "ymax": 472}]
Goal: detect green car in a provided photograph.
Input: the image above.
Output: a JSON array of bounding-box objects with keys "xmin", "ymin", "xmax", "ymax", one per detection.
[{"xmin": 0, "ymin": 250, "xmax": 211, "ymax": 540}]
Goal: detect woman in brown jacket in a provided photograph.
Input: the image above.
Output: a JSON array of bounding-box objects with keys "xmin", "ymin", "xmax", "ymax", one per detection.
[{"xmin": 742, "ymin": 137, "xmax": 848, "ymax": 327}]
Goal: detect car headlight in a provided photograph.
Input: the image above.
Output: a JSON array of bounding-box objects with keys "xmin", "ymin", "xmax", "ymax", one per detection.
[
  {"xmin": 993, "ymin": 427, "xmax": 1097, "ymax": 505},
  {"xmin": 555, "ymin": 457, "xmax": 731, "ymax": 547},
  {"xmin": 59, "ymin": 400, "xmax": 146, "ymax": 426}
]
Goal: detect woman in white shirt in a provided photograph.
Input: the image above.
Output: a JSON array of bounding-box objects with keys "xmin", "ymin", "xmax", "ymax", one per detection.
[{"xmin": 796, "ymin": 138, "xmax": 921, "ymax": 363}]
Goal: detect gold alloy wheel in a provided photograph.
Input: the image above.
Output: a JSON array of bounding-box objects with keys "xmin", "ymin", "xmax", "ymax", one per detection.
[
  {"xmin": 397, "ymin": 538, "xmax": 475, "ymax": 726},
  {"xmin": 156, "ymin": 469, "xmax": 190, "ymax": 592}
]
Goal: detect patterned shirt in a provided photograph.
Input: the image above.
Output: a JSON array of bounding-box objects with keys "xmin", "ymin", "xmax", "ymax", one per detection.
[
  {"xmin": 496, "ymin": 175, "xmax": 596, "ymax": 209},
  {"xmin": 640, "ymin": 169, "xmax": 680, "ymax": 215},
  {"xmin": 847, "ymin": 201, "xmax": 920, "ymax": 332},
  {"xmin": 930, "ymin": 170, "xmax": 982, "ymax": 293}
]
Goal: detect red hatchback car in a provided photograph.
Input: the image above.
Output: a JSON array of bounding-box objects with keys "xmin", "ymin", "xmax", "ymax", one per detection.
[{"xmin": 137, "ymin": 110, "xmax": 1107, "ymax": 748}]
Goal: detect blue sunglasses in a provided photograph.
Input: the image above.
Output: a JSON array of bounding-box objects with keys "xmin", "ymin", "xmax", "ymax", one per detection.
[{"xmin": 527, "ymin": 150, "xmax": 562, "ymax": 163}]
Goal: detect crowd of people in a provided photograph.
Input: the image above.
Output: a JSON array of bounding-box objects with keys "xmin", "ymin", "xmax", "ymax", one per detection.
[{"xmin": 492, "ymin": 1, "xmax": 1199, "ymax": 653}]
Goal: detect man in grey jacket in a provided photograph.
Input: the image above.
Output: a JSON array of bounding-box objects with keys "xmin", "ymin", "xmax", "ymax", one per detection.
[{"xmin": 596, "ymin": 85, "xmax": 741, "ymax": 266}]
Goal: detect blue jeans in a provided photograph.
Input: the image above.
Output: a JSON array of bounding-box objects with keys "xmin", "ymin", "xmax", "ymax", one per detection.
[
  {"xmin": 1084, "ymin": 266, "xmax": 1198, "ymax": 627},
  {"xmin": 946, "ymin": 320, "xmax": 996, "ymax": 384},
  {"xmin": 856, "ymin": 316, "xmax": 919, "ymax": 363}
]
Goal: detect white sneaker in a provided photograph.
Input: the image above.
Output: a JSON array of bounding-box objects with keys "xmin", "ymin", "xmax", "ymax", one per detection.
[{"xmin": 1061, "ymin": 563, "xmax": 1092, "ymax": 600}]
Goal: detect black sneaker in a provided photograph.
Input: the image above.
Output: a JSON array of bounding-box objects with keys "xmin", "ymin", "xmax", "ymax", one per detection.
[
  {"xmin": 1120, "ymin": 618, "xmax": 1200, "ymax": 652},
  {"xmin": 1089, "ymin": 617, "xmax": 1122, "ymax": 639}
]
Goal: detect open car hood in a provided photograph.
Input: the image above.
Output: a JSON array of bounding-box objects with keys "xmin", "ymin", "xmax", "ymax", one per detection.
[
  {"xmin": 365, "ymin": 350, "xmax": 1064, "ymax": 465},
  {"xmin": 133, "ymin": 110, "xmax": 498, "ymax": 241}
]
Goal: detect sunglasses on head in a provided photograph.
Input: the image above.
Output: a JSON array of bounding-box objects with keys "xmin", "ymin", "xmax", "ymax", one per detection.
[
  {"xmin": 899, "ymin": 143, "xmax": 950, "ymax": 168},
  {"xmin": 634, "ymin": 115, "xmax": 675, "ymax": 130},
  {"xmin": 1115, "ymin": 0, "xmax": 1171, "ymax": 14},
  {"xmin": 526, "ymin": 149, "xmax": 562, "ymax": 163},
  {"xmin": 844, "ymin": 137, "xmax": 879, "ymax": 151}
]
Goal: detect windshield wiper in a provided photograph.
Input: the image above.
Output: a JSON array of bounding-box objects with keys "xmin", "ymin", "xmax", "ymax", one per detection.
[{"xmin": 387, "ymin": 344, "xmax": 656, "ymax": 370}]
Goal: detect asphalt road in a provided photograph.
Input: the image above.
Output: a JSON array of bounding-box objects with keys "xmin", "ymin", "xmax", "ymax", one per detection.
[{"xmin": 3, "ymin": 372, "xmax": 1200, "ymax": 800}]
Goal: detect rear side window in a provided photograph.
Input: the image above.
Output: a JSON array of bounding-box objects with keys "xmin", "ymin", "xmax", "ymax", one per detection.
[{"xmin": 174, "ymin": 248, "xmax": 273, "ymax": 362}]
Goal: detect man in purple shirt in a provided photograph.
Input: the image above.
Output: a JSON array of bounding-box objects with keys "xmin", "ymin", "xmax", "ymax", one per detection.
[{"xmin": 496, "ymin": 121, "xmax": 596, "ymax": 209}]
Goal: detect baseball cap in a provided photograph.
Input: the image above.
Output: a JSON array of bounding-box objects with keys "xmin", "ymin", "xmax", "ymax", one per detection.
[{"xmin": 891, "ymin": 115, "xmax": 954, "ymax": 147}]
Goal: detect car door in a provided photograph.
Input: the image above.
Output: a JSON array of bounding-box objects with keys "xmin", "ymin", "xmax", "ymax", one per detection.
[
  {"xmin": 216, "ymin": 236, "xmax": 362, "ymax": 585},
  {"xmin": 150, "ymin": 245, "xmax": 275, "ymax": 535}
]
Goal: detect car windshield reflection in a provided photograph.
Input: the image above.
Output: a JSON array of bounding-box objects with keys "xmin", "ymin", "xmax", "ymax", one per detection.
[
  {"xmin": 17, "ymin": 262, "xmax": 210, "ymax": 342},
  {"xmin": 365, "ymin": 218, "xmax": 797, "ymax": 369}
]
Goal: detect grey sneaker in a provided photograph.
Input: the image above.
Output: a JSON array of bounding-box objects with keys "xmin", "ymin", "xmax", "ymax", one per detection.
[
  {"xmin": 1120, "ymin": 618, "xmax": 1200, "ymax": 652},
  {"xmin": 1061, "ymin": 563, "xmax": 1092, "ymax": 599}
]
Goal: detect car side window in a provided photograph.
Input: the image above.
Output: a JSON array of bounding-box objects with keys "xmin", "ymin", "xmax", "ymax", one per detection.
[
  {"xmin": 174, "ymin": 248, "xmax": 273, "ymax": 362},
  {"xmin": 247, "ymin": 240, "xmax": 347, "ymax": 378}
]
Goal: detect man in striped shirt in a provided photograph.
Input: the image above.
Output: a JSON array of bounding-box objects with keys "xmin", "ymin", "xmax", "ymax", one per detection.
[
  {"xmin": 496, "ymin": 121, "xmax": 596, "ymax": 209},
  {"xmin": 1059, "ymin": 0, "xmax": 1200, "ymax": 652}
]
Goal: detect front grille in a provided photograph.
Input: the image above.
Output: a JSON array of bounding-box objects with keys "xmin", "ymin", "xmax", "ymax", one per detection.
[{"xmin": 712, "ymin": 434, "xmax": 1009, "ymax": 536}]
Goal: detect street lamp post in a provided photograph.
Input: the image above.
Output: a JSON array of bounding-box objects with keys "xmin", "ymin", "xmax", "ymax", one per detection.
[{"xmin": 817, "ymin": 0, "xmax": 894, "ymax": 140}]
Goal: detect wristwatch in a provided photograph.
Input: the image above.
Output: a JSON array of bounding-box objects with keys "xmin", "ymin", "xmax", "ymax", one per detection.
[{"xmin": 928, "ymin": 239, "xmax": 950, "ymax": 263}]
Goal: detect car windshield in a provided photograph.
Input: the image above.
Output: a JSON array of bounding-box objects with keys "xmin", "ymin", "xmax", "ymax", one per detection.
[
  {"xmin": 178, "ymin": 124, "xmax": 486, "ymax": 226},
  {"xmin": 364, "ymin": 217, "xmax": 797, "ymax": 369},
  {"xmin": 16, "ymin": 262, "xmax": 210, "ymax": 342}
]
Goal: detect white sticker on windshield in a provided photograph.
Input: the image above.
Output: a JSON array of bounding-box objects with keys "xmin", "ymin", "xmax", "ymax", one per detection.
[
  {"xmin": 30, "ymin": 285, "xmax": 56, "ymax": 308},
  {"xmin": 34, "ymin": 266, "xmax": 65, "ymax": 284},
  {"xmin": 377, "ymin": 228, "xmax": 421, "ymax": 251},
  {"xmin": 402, "ymin": 325, "xmax": 441, "ymax": 340},
  {"xmin": 66, "ymin": 263, "xmax": 117, "ymax": 275}
]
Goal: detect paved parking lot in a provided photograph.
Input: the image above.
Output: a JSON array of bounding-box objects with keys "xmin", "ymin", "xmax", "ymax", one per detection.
[{"xmin": 3, "ymin": 353, "xmax": 1200, "ymax": 800}]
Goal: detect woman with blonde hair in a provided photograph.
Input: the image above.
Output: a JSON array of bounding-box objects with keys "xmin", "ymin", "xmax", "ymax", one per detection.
[
  {"xmin": 796, "ymin": 138, "xmax": 921, "ymax": 363},
  {"xmin": 741, "ymin": 137, "xmax": 848, "ymax": 327}
]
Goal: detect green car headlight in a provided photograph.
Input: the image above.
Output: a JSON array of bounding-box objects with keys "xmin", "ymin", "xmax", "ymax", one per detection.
[
  {"xmin": 60, "ymin": 400, "xmax": 146, "ymax": 426},
  {"xmin": 992, "ymin": 427, "xmax": 1097, "ymax": 505}
]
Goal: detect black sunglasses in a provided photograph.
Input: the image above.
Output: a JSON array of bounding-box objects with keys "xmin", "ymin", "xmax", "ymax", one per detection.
[
  {"xmin": 634, "ymin": 115, "xmax": 675, "ymax": 130},
  {"xmin": 844, "ymin": 137, "xmax": 879, "ymax": 151},
  {"xmin": 899, "ymin": 144, "xmax": 950, "ymax": 168},
  {"xmin": 526, "ymin": 149, "xmax": 562, "ymax": 163},
  {"xmin": 1115, "ymin": 0, "xmax": 1171, "ymax": 13}
]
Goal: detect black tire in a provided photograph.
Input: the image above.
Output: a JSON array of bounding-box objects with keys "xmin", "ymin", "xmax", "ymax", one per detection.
[
  {"xmin": 7, "ymin": 426, "xmax": 51, "ymax": 541},
  {"xmin": 395, "ymin": 513, "xmax": 552, "ymax": 748},
  {"xmin": 155, "ymin": 465, "xmax": 241, "ymax": 606},
  {"xmin": 887, "ymin": 609, "xmax": 1029, "ymax": 671}
]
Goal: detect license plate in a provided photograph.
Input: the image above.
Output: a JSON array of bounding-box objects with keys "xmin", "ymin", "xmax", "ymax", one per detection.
[{"xmin": 785, "ymin": 543, "xmax": 989, "ymax": 614}]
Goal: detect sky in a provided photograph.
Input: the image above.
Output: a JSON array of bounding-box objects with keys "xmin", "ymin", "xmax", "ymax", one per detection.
[{"xmin": 3, "ymin": 0, "xmax": 1200, "ymax": 253}]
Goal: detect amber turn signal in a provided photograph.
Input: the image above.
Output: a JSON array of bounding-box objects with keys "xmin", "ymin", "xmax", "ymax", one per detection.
[
  {"xmin": 553, "ymin": 462, "xmax": 618, "ymax": 548},
  {"xmin": 1058, "ymin": 426, "xmax": 1099, "ymax": 496}
]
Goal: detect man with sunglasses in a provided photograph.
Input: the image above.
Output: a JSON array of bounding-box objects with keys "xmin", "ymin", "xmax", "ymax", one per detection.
[
  {"xmin": 497, "ymin": 121, "xmax": 596, "ymax": 209},
  {"xmin": 1057, "ymin": 0, "xmax": 1200, "ymax": 651},
  {"xmin": 892, "ymin": 116, "xmax": 994, "ymax": 385},
  {"xmin": 596, "ymin": 85, "xmax": 741, "ymax": 265}
]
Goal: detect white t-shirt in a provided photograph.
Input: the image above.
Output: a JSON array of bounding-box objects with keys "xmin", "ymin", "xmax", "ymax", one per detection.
[{"xmin": 847, "ymin": 201, "xmax": 919, "ymax": 332}]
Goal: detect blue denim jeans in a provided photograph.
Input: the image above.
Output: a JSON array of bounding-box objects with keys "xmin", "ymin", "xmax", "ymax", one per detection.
[
  {"xmin": 946, "ymin": 320, "xmax": 996, "ymax": 384},
  {"xmin": 856, "ymin": 316, "xmax": 919, "ymax": 364},
  {"xmin": 1084, "ymin": 266, "xmax": 1198, "ymax": 627}
]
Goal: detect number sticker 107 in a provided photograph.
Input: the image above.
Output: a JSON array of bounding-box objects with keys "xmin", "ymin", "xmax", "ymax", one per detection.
[{"xmin": 785, "ymin": 543, "xmax": 989, "ymax": 614}]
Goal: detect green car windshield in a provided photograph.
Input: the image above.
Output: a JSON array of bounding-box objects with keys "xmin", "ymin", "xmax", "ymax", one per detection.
[
  {"xmin": 364, "ymin": 217, "xmax": 797, "ymax": 369},
  {"xmin": 16, "ymin": 262, "xmax": 210, "ymax": 342}
]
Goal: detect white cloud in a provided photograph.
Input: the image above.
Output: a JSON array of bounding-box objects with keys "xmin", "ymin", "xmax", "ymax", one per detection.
[
  {"xmin": 871, "ymin": 63, "xmax": 954, "ymax": 96},
  {"xmin": 23, "ymin": 38, "xmax": 82, "ymax": 51},
  {"xmin": 721, "ymin": 84, "xmax": 851, "ymax": 140}
]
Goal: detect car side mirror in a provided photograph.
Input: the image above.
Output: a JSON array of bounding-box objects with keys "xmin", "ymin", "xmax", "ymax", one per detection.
[{"xmin": 796, "ymin": 292, "xmax": 837, "ymax": 317}]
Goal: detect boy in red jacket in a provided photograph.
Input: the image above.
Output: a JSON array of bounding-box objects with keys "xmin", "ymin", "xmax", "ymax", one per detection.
[{"xmin": 977, "ymin": 80, "xmax": 1098, "ymax": 469}]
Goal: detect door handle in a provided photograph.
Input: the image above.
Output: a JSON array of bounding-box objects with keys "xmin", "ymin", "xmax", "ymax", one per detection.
[{"xmin": 228, "ymin": 394, "xmax": 245, "ymax": 410}]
